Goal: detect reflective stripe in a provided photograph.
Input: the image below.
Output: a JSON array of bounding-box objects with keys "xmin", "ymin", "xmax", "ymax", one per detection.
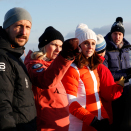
[
  {"xmin": 71, "ymin": 63, "xmax": 86, "ymax": 108},
  {"xmin": 88, "ymin": 67, "xmax": 101, "ymax": 120},
  {"xmin": 67, "ymin": 94, "xmax": 77, "ymax": 105}
]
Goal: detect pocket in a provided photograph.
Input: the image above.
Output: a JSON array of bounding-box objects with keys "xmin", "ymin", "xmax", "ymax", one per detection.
[
  {"xmin": 52, "ymin": 87, "xmax": 69, "ymax": 119},
  {"xmin": 54, "ymin": 86, "xmax": 69, "ymax": 107},
  {"xmin": 38, "ymin": 87, "xmax": 69, "ymax": 122}
]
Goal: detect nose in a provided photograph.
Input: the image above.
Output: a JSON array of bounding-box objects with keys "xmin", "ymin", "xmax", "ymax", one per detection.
[
  {"xmin": 116, "ymin": 34, "xmax": 119, "ymax": 39},
  {"xmin": 20, "ymin": 27, "xmax": 26, "ymax": 35},
  {"xmin": 56, "ymin": 46, "xmax": 62, "ymax": 52},
  {"xmin": 88, "ymin": 44, "xmax": 92, "ymax": 49}
]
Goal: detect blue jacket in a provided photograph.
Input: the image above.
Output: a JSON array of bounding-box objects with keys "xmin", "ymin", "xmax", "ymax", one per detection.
[
  {"xmin": 103, "ymin": 32, "xmax": 131, "ymax": 84},
  {"xmin": 103, "ymin": 32, "xmax": 131, "ymax": 130}
]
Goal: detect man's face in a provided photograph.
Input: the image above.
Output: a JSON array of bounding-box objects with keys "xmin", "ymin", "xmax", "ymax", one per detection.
[
  {"xmin": 5, "ymin": 20, "xmax": 32, "ymax": 47},
  {"xmin": 111, "ymin": 31, "xmax": 123, "ymax": 46}
]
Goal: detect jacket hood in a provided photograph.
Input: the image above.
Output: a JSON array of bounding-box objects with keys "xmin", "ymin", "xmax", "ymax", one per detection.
[
  {"xmin": 24, "ymin": 50, "xmax": 53, "ymax": 67},
  {"xmin": 104, "ymin": 32, "xmax": 131, "ymax": 51},
  {"xmin": 24, "ymin": 50, "xmax": 33, "ymax": 66},
  {"xmin": 0, "ymin": 26, "xmax": 25, "ymax": 58}
]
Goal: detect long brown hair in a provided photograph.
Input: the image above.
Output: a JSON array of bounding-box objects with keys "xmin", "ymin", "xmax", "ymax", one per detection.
[{"xmin": 74, "ymin": 51, "xmax": 102, "ymax": 70}]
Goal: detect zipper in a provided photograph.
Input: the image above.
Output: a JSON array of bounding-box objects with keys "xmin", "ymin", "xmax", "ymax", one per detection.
[
  {"xmin": 124, "ymin": 56, "xmax": 127, "ymax": 68},
  {"xmin": 117, "ymin": 55, "xmax": 121, "ymax": 70}
]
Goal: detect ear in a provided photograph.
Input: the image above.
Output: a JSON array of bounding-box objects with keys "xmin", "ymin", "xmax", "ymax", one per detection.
[{"xmin": 5, "ymin": 27, "xmax": 9, "ymax": 33}]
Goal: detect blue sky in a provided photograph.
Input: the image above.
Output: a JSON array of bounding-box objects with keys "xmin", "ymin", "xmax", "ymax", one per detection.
[{"xmin": 0, "ymin": 0, "xmax": 131, "ymax": 57}]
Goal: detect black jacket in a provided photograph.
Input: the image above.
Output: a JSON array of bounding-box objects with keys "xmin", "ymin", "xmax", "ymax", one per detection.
[{"xmin": 0, "ymin": 27, "xmax": 37, "ymax": 131}]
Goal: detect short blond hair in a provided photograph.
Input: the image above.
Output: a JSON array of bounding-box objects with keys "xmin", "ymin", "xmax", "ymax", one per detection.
[{"xmin": 31, "ymin": 46, "xmax": 46, "ymax": 60}]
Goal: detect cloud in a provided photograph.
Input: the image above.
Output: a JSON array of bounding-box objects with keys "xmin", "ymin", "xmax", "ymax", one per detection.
[
  {"xmin": 93, "ymin": 22, "xmax": 131, "ymax": 36},
  {"xmin": 93, "ymin": 25, "xmax": 111, "ymax": 35},
  {"xmin": 64, "ymin": 30, "xmax": 75, "ymax": 40},
  {"xmin": 65, "ymin": 22, "xmax": 131, "ymax": 40},
  {"xmin": 124, "ymin": 22, "xmax": 131, "ymax": 35}
]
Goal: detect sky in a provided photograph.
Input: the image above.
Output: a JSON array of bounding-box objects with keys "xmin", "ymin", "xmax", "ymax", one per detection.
[{"xmin": 0, "ymin": 0, "xmax": 131, "ymax": 58}]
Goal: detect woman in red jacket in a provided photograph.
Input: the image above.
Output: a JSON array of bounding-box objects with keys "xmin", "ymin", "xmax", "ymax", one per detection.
[
  {"xmin": 62, "ymin": 23, "xmax": 109, "ymax": 131},
  {"xmin": 24, "ymin": 26, "xmax": 79, "ymax": 131}
]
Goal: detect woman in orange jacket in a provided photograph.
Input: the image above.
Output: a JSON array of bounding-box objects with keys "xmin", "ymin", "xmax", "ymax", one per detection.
[
  {"xmin": 62, "ymin": 23, "xmax": 109, "ymax": 131},
  {"xmin": 24, "ymin": 26, "xmax": 80, "ymax": 131}
]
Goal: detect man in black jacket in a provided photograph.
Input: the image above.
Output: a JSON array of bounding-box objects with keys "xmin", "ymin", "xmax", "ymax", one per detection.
[{"xmin": 0, "ymin": 7, "xmax": 37, "ymax": 131}]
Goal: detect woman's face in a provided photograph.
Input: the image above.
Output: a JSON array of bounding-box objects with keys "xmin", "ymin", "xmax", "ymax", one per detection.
[
  {"xmin": 45, "ymin": 39, "xmax": 63, "ymax": 60},
  {"xmin": 80, "ymin": 39, "xmax": 96, "ymax": 59}
]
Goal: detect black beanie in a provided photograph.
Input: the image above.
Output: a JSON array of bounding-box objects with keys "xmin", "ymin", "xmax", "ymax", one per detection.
[
  {"xmin": 38, "ymin": 26, "xmax": 64, "ymax": 49},
  {"xmin": 110, "ymin": 17, "xmax": 125, "ymax": 35}
]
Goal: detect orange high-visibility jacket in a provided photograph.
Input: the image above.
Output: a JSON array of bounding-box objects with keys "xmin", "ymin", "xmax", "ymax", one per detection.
[{"xmin": 62, "ymin": 63, "xmax": 109, "ymax": 131}]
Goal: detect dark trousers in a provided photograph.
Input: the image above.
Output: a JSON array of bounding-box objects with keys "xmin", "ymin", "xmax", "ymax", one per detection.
[{"xmin": 111, "ymin": 85, "xmax": 131, "ymax": 131}]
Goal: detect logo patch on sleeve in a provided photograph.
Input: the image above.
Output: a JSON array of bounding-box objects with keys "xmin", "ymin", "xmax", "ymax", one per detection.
[
  {"xmin": 36, "ymin": 68, "xmax": 44, "ymax": 72},
  {"xmin": 32, "ymin": 63, "xmax": 43, "ymax": 69}
]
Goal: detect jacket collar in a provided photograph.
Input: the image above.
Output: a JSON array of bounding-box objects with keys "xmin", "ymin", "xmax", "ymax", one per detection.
[{"xmin": 0, "ymin": 26, "xmax": 25, "ymax": 58}]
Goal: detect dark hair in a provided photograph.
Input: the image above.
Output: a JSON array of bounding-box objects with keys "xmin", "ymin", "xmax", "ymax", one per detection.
[{"xmin": 74, "ymin": 51, "xmax": 102, "ymax": 70}]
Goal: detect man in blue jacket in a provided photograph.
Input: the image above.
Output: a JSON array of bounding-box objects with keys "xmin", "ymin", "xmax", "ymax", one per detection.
[{"xmin": 103, "ymin": 17, "xmax": 131, "ymax": 131}]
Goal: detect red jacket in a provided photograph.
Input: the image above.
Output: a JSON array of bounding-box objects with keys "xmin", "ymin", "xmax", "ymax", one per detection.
[
  {"xmin": 62, "ymin": 63, "xmax": 109, "ymax": 131},
  {"xmin": 97, "ymin": 56, "xmax": 123, "ymax": 124},
  {"xmin": 24, "ymin": 50, "xmax": 73, "ymax": 131}
]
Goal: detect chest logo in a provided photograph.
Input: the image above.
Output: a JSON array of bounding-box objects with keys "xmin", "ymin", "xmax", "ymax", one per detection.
[{"xmin": 25, "ymin": 78, "xmax": 29, "ymax": 88}]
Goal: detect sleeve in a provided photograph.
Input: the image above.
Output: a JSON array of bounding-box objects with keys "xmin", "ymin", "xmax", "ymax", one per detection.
[
  {"xmin": 69, "ymin": 101, "xmax": 96, "ymax": 125},
  {"xmin": 0, "ymin": 55, "xmax": 17, "ymax": 131},
  {"xmin": 25, "ymin": 54, "xmax": 73, "ymax": 89},
  {"xmin": 62, "ymin": 67, "xmax": 96, "ymax": 125},
  {"xmin": 97, "ymin": 64, "xmax": 123, "ymax": 101},
  {"xmin": 111, "ymin": 69, "xmax": 128, "ymax": 81}
]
